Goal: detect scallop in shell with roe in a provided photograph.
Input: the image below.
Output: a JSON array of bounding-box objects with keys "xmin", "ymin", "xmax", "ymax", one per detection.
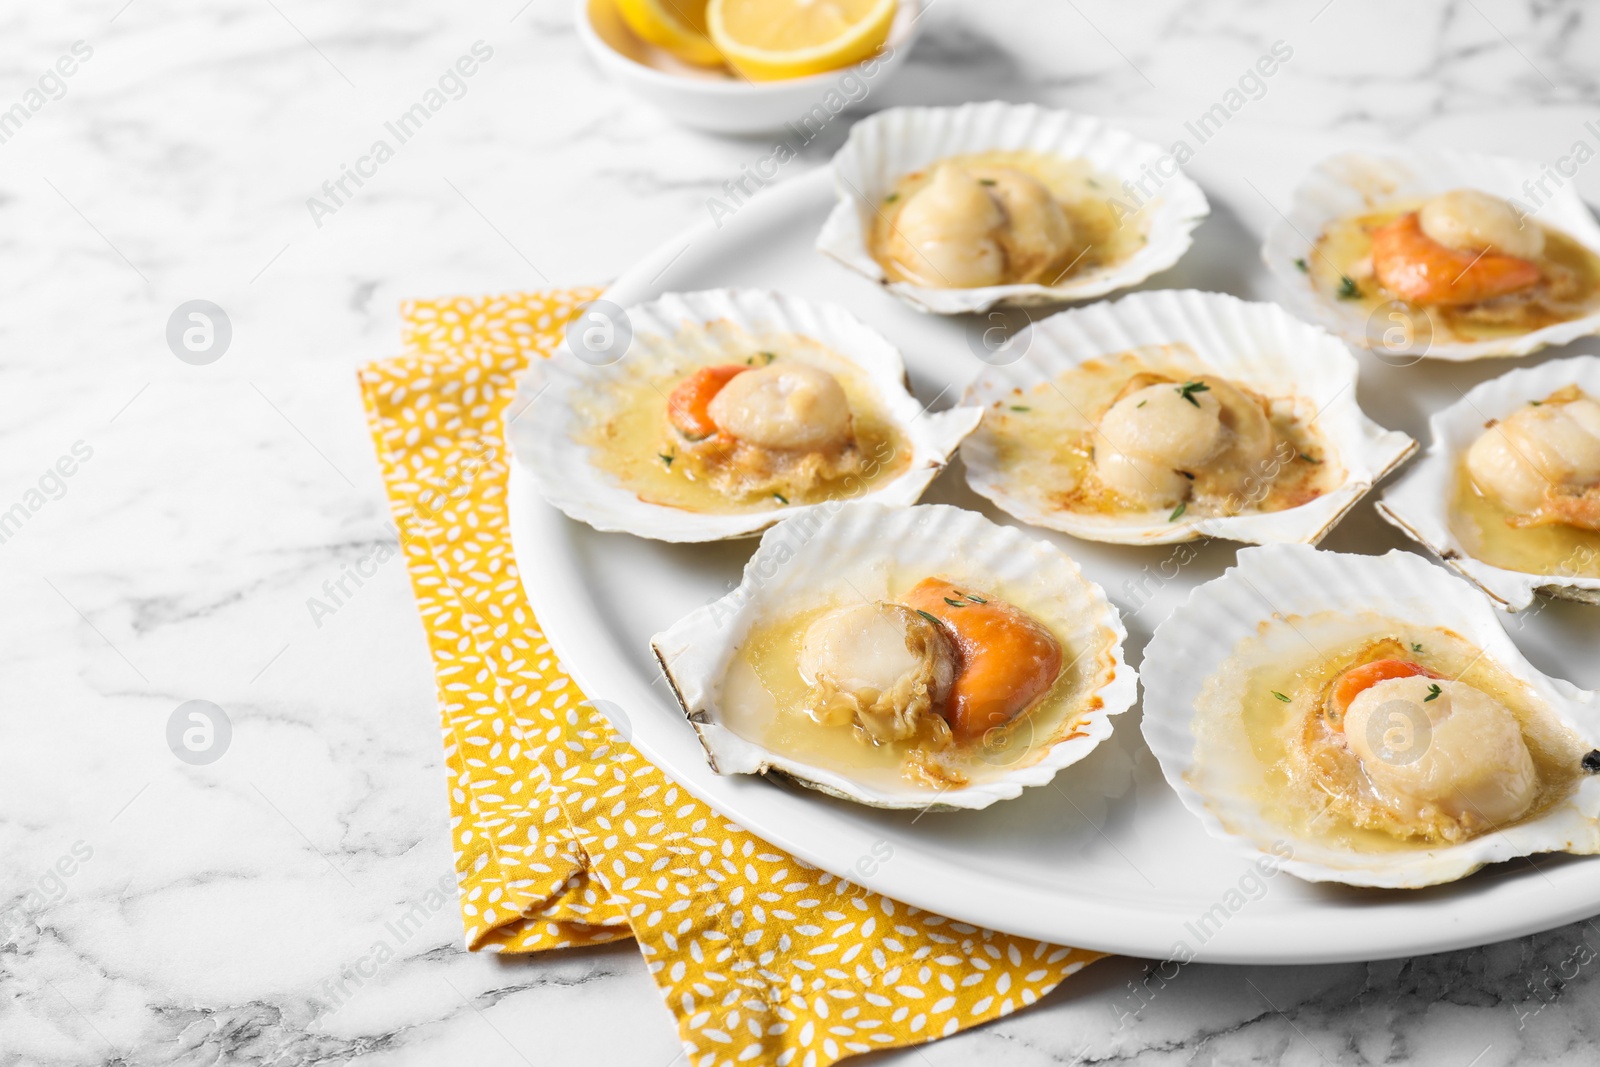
[
  {"xmin": 1263, "ymin": 150, "xmax": 1600, "ymax": 360},
  {"xmin": 1378, "ymin": 355, "xmax": 1600, "ymax": 610},
  {"xmin": 651, "ymin": 502, "xmax": 1137, "ymax": 809},
  {"xmin": 1142, "ymin": 544, "xmax": 1600, "ymax": 889},
  {"xmin": 508, "ymin": 289, "xmax": 982, "ymax": 542}
]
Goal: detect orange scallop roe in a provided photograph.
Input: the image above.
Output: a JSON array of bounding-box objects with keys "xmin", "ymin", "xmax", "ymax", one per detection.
[
  {"xmin": 1328, "ymin": 657, "xmax": 1444, "ymax": 727},
  {"xmin": 901, "ymin": 577, "xmax": 1064, "ymax": 743},
  {"xmin": 1370, "ymin": 212, "xmax": 1541, "ymax": 307},
  {"xmin": 666, "ymin": 364, "xmax": 748, "ymax": 440}
]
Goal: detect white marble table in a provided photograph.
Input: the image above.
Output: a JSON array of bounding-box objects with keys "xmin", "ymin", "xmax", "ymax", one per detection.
[{"xmin": 6, "ymin": 0, "xmax": 1600, "ymax": 1063}]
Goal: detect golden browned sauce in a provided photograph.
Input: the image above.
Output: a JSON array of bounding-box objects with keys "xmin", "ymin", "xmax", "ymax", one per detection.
[
  {"xmin": 973, "ymin": 346, "xmax": 1339, "ymax": 522},
  {"xmin": 1311, "ymin": 198, "xmax": 1600, "ymax": 343},
  {"xmin": 1191, "ymin": 615, "xmax": 1584, "ymax": 854},
  {"xmin": 577, "ymin": 320, "xmax": 910, "ymax": 515},
  {"xmin": 868, "ymin": 150, "xmax": 1148, "ymax": 287},
  {"xmin": 1450, "ymin": 460, "xmax": 1600, "ymax": 577}
]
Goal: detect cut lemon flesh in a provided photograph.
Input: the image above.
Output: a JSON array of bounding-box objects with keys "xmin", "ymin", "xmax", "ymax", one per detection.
[
  {"xmin": 707, "ymin": 0, "xmax": 897, "ymax": 81},
  {"xmin": 616, "ymin": 0, "xmax": 725, "ymax": 67}
]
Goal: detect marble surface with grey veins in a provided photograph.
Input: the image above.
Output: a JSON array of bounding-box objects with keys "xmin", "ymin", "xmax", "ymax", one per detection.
[{"xmin": 6, "ymin": 0, "xmax": 1600, "ymax": 1063}]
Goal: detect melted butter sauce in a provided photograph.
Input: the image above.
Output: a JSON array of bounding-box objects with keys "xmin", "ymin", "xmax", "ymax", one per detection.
[
  {"xmin": 973, "ymin": 346, "xmax": 1338, "ymax": 521},
  {"xmin": 1450, "ymin": 458, "xmax": 1600, "ymax": 578},
  {"xmin": 576, "ymin": 320, "xmax": 910, "ymax": 514},
  {"xmin": 1193, "ymin": 614, "xmax": 1584, "ymax": 856},
  {"xmin": 1312, "ymin": 198, "xmax": 1600, "ymax": 343},
  {"xmin": 868, "ymin": 150, "xmax": 1148, "ymax": 287},
  {"xmin": 721, "ymin": 571, "xmax": 1102, "ymax": 792}
]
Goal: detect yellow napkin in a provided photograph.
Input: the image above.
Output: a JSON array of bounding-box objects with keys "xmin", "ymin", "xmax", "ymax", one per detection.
[{"xmin": 359, "ymin": 288, "xmax": 1102, "ymax": 1065}]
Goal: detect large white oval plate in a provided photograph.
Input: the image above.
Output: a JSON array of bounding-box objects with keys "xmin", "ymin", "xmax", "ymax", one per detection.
[{"xmin": 507, "ymin": 121, "xmax": 1600, "ymax": 963}]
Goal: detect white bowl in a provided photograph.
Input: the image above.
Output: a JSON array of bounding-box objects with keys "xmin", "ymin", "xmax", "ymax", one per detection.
[{"xmin": 574, "ymin": 0, "xmax": 924, "ymax": 135}]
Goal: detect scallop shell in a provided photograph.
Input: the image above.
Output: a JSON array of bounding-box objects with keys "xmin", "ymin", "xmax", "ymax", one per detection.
[
  {"xmin": 815, "ymin": 101, "xmax": 1210, "ymax": 315},
  {"xmin": 507, "ymin": 289, "xmax": 982, "ymax": 542},
  {"xmin": 1262, "ymin": 149, "xmax": 1600, "ymax": 360},
  {"xmin": 651, "ymin": 501, "xmax": 1137, "ymax": 810},
  {"xmin": 959, "ymin": 289, "xmax": 1417, "ymax": 545},
  {"xmin": 1377, "ymin": 355, "xmax": 1600, "ymax": 610},
  {"xmin": 1142, "ymin": 543, "xmax": 1600, "ymax": 888}
]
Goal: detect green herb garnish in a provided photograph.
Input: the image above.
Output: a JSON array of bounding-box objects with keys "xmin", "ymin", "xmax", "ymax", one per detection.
[
  {"xmin": 1411, "ymin": 642, "xmax": 1423, "ymax": 654},
  {"xmin": 658, "ymin": 449, "xmax": 675, "ymax": 468},
  {"xmin": 1177, "ymin": 470, "xmax": 1195, "ymax": 480},
  {"xmin": 1294, "ymin": 258, "xmax": 1308, "ymax": 273},
  {"xmin": 1169, "ymin": 502, "xmax": 1187, "ymax": 522},
  {"xmin": 1424, "ymin": 683, "xmax": 1442, "ymax": 702},
  {"xmin": 942, "ymin": 596, "xmax": 966, "ymax": 608},
  {"xmin": 884, "ymin": 192, "xmax": 899, "ymax": 203},
  {"xmin": 1531, "ymin": 399, "xmax": 1543, "ymax": 406},
  {"xmin": 915, "ymin": 609, "xmax": 941, "ymax": 626},
  {"xmin": 961, "ymin": 592, "xmax": 986, "ymax": 604},
  {"xmin": 1337, "ymin": 275, "xmax": 1361, "ymax": 300},
  {"xmin": 1272, "ymin": 690, "xmax": 1291, "ymax": 703},
  {"xmin": 746, "ymin": 350, "xmax": 776, "ymax": 366},
  {"xmin": 978, "ymin": 178, "xmax": 997, "ymax": 186},
  {"xmin": 1010, "ymin": 405, "xmax": 1031, "ymax": 412},
  {"xmin": 1176, "ymin": 380, "xmax": 1211, "ymax": 407},
  {"xmin": 1298, "ymin": 453, "xmax": 1321, "ymax": 464},
  {"xmin": 772, "ymin": 492, "xmax": 788, "ymax": 504}
]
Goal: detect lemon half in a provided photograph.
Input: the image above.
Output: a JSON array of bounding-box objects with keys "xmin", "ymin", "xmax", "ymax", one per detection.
[
  {"xmin": 617, "ymin": 0, "xmax": 724, "ymax": 67},
  {"xmin": 707, "ymin": 0, "xmax": 897, "ymax": 81}
]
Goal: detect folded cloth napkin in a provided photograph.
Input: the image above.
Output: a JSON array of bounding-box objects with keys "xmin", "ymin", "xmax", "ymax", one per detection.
[{"xmin": 358, "ymin": 288, "xmax": 1102, "ymax": 1065}]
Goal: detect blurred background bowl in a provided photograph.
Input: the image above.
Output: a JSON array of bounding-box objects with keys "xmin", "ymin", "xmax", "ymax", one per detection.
[{"xmin": 575, "ymin": 0, "xmax": 924, "ymax": 135}]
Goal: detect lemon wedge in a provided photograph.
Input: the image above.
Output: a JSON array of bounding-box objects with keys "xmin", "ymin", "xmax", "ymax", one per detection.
[
  {"xmin": 707, "ymin": 0, "xmax": 897, "ymax": 81},
  {"xmin": 616, "ymin": 0, "xmax": 725, "ymax": 67}
]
